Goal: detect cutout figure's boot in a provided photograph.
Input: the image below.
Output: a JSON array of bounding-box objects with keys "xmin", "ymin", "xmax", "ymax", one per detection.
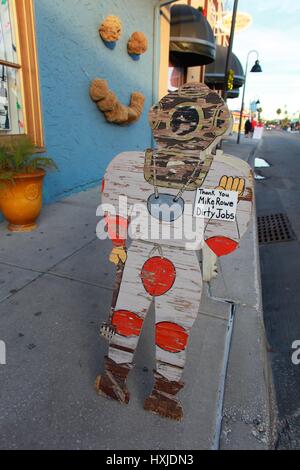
[
  {"xmin": 95, "ymin": 356, "xmax": 132, "ymax": 404},
  {"xmin": 144, "ymin": 372, "xmax": 184, "ymax": 421}
]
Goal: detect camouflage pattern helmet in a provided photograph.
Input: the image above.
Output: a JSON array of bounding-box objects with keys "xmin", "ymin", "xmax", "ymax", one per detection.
[{"xmin": 149, "ymin": 82, "xmax": 232, "ymax": 152}]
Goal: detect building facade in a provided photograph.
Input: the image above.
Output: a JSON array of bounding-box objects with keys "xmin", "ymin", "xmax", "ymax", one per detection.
[
  {"xmin": 0, "ymin": 0, "xmax": 231, "ymax": 215},
  {"xmin": 159, "ymin": 0, "xmax": 229, "ymax": 98},
  {"xmin": 0, "ymin": 0, "xmax": 162, "ymax": 210}
]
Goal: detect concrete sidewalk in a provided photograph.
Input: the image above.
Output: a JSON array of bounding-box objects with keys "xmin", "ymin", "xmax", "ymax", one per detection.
[
  {"xmin": 0, "ymin": 136, "xmax": 273, "ymax": 450},
  {"xmin": 219, "ymin": 134, "xmax": 275, "ymax": 449}
]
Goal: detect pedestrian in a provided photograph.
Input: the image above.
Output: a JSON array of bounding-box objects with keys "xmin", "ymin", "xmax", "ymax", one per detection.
[
  {"xmin": 244, "ymin": 119, "xmax": 252, "ymax": 137},
  {"xmin": 250, "ymin": 119, "xmax": 257, "ymax": 138}
]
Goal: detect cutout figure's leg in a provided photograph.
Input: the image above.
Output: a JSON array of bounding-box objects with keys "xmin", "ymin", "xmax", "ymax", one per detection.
[
  {"xmin": 144, "ymin": 248, "xmax": 202, "ymax": 420},
  {"xmin": 96, "ymin": 240, "xmax": 152, "ymax": 404}
]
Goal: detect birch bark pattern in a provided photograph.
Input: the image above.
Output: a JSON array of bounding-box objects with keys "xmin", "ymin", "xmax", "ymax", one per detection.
[{"xmin": 96, "ymin": 83, "xmax": 253, "ymax": 421}]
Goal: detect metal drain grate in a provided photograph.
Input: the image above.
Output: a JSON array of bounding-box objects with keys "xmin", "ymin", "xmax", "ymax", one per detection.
[{"xmin": 257, "ymin": 213, "xmax": 296, "ymax": 244}]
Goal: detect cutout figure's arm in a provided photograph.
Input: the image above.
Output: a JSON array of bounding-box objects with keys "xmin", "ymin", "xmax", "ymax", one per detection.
[
  {"xmin": 103, "ymin": 214, "xmax": 128, "ymax": 248},
  {"xmin": 105, "ymin": 214, "xmax": 128, "ymax": 265},
  {"xmin": 203, "ymin": 153, "xmax": 253, "ymax": 257},
  {"xmin": 100, "ymin": 179, "xmax": 129, "ymax": 264},
  {"xmin": 98, "ymin": 151, "xmax": 145, "ymax": 263}
]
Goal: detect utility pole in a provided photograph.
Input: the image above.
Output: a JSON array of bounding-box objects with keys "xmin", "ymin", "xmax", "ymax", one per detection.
[{"xmin": 223, "ymin": 0, "xmax": 239, "ymax": 102}]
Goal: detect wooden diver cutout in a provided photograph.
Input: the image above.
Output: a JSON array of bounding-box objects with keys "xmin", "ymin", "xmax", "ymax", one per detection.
[{"xmin": 95, "ymin": 82, "xmax": 253, "ymax": 421}]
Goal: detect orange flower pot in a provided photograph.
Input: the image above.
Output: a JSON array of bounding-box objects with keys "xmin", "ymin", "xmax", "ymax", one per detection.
[{"xmin": 0, "ymin": 169, "xmax": 45, "ymax": 232}]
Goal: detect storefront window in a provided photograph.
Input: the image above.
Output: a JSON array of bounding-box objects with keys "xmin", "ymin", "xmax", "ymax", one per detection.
[
  {"xmin": 0, "ymin": 0, "xmax": 44, "ymax": 147},
  {"xmin": 168, "ymin": 66, "xmax": 185, "ymax": 92},
  {"xmin": 0, "ymin": 0, "xmax": 24, "ymax": 134}
]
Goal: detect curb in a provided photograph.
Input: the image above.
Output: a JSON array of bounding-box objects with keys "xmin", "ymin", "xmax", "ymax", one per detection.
[
  {"xmin": 215, "ymin": 137, "xmax": 277, "ymax": 449},
  {"xmin": 247, "ymin": 135, "xmax": 264, "ymax": 164},
  {"xmin": 251, "ymin": 134, "xmax": 279, "ymax": 449}
]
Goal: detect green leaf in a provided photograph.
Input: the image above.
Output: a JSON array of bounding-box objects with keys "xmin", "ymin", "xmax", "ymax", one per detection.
[{"xmin": 0, "ymin": 136, "xmax": 58, "ymax": 176}]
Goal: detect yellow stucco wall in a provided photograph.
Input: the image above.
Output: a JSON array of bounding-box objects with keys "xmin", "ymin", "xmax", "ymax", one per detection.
[{"xmin": 159, "ymin": 6, "xmax": 171, "ymax": 99}]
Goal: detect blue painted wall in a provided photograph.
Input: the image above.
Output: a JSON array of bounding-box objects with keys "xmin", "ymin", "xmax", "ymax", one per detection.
[{"xmin": 34, "ymin": 0, "xmax": 158, "ymax": 203}]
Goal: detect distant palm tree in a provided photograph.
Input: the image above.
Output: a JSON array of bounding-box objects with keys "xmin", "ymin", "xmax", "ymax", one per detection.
[
  {"xmin": 276, "ymin": 108, "xmax": 282, "ymax": 117},
  {"xmin": 257, "ymin": 107, "xmax": 263, "ymax": 120}
]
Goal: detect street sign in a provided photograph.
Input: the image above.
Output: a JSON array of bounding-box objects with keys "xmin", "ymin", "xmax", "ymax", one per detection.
[
  {"xmin": 222, "ymin": 12, "xmax": 252, "ymax": 34},
  {"xmin": 193, "ymin": 188, "xmax": 238, "ymax": 221}
]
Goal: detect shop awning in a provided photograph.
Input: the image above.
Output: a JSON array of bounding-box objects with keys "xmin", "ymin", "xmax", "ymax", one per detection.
[
  {"xmin": 169, "ymin": 5, "xmax": 216, "ymax": 67},
  {"xmin": 227, "ymin": 88, "xmax": 240, "ymax": 99},
  {"xmin": 205, "ymin": 45, "xmax": 244, "ymax": 89}
]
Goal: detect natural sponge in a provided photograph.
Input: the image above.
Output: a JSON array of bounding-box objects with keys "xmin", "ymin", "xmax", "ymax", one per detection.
[
  {"xmin": 89, "ymin": 79, "xmax": 109, "ymax": 102},
  {"xmin": 97, "ymin": 91, "xmax": 118, "ymax": 112},
  {"xmin": 99, "ymin": 15, "xmax": 122, "ymax": 43},
  {"xmin": 90, "ymin": 79, "xmax": 145, "ymax": 125},
  {"xmin": 127, "ymin": 32, "xmax": 148, "ymax": 56},
  {"xmin": 127, "ymin": 92, "xmax": 145, "ymax": 123}
]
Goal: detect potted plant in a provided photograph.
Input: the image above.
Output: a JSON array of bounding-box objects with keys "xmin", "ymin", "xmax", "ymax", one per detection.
[{"xmin": 0, "ymin": 136, "xmax": 57, "ymax": 232}]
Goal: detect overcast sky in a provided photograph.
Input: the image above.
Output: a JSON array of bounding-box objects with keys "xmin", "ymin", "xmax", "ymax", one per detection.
[{"xmin": 224, "ymin": 0, "xmax": 300, "ymax": 119}]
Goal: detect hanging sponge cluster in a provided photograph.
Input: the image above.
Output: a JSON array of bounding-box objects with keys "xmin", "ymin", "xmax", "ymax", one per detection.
[
  {"xmin": 99, "ymin": 15, "xmax": 122, "ymax": 43},
  {"xmin": 127, "ymin": 32, "xmax": 148, "ymax": 56},
  {"xmin": 90, "ymin": 79, "xmax": 145, "ymax": 125}
]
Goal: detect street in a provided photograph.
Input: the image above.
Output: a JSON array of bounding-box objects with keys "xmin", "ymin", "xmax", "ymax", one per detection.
[{"xmin": 254, "ymin": 130, "xmax": 300, "ymax": 449}]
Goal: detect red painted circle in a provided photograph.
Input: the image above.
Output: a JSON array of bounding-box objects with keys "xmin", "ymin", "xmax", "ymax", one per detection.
[
  {"xmin": 112, "ymin": 310, "xmax": 143, "ymax": 337},
  {"xmin": 205, "ymin": 236, "xmax": 238, "ymax": 257},
  {"xmin": 141, "ymin": 256, "xmax": 176, "ymax": 297},
  {"xmin": 101, "ymin": 179, "xmax": 105, "ymax": 193},
  {"xmin": 156, "ymin": 322, "xmax": 188, "ymax": 353},
  {"xmin": 105, "ymin": 215, "xmax": 128, "ymax": 245}
]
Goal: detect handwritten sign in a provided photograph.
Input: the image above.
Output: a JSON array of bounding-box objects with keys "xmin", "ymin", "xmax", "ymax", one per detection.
[
  {"xmin": 253, "ymin": 127, "xmax": 263, "ymax": 140},
  {"xmin": 193, "ymin": 188, "xmax": 238, "ymax": 221}
]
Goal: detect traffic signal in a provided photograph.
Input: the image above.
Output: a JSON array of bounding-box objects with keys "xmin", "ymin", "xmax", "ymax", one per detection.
[{"xmin": 227, "ymin": 69, "xmax": 234, "ymax": 91}]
